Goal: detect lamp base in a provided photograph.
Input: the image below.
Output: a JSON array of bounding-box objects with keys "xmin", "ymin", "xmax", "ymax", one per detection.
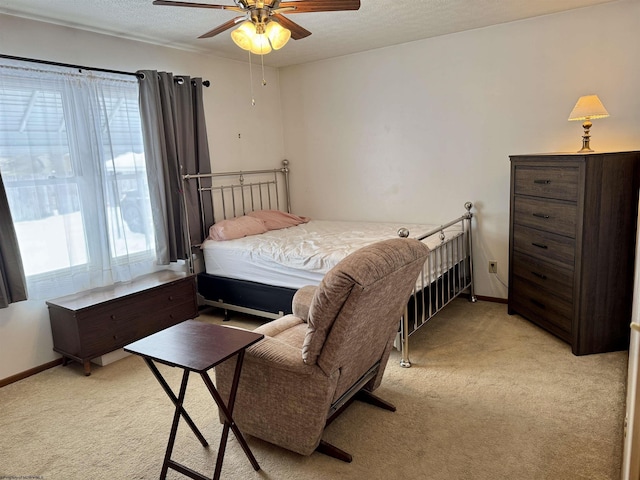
[
  {"xmin": 578, "ymin": 138, "xmax": 593, "ymax": 153},
  {"xmin": 577, "ymin": 121, "xmax": 593, "ymax": 153}
]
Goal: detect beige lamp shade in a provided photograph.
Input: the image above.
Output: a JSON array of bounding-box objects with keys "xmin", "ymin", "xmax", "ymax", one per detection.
[
  {"xmin": 568, "ymin": 94, "xmax": 610, "ymax": 121},
  {"xmin": 231, "ymin": 22, "xmax": 256, "ymax": 51},
  {"xmin": 266, "ymin": 21, "xmax": 291, "ymax": 50}
]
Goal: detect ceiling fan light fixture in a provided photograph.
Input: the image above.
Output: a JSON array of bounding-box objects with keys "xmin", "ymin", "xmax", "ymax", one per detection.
[
  {"xmin": 231, "ymin": 21, "xmax": 273, "ymax": 55},
  {"xmin": 266, "ymin": 21, "xmax": 291, "ymax": 50},
  {"xmin": 231, "ymin": 22, "xmax": 256, "ymax": 51},
  {"xmin": 154, "ymin": 0, "xmax": 362, "ymax": 54}
]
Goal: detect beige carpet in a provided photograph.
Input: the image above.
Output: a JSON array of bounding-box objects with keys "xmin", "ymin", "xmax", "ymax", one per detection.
[{"xmin": 0, "ymin": 299, "xmax": 627, "ymax": 480}]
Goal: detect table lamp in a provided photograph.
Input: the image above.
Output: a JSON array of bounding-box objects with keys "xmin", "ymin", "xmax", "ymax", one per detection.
[{"xmin": 568, "ymin": 94, "xmax": 609, "ymax": 153}]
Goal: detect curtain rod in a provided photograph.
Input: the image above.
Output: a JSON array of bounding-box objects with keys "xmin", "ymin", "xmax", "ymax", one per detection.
[{"xmin": 0, "ymin": 53, "xmax": 210, "ymax": 87}]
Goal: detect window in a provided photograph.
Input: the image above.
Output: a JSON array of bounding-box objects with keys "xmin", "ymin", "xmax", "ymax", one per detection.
[{"xmin": 0, "ymin": 59, "xmax": 158, "ymax": 299}]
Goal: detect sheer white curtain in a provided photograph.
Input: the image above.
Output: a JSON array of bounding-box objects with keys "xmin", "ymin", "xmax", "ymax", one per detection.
[{"xmin": 0, "ymin": 59, "xmax": 163, "ymax": 300}]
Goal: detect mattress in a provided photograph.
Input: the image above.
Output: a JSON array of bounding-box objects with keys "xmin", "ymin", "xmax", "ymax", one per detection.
[{"xmin": 201, "ymin": 220, "xmax": 464, "ymax": 290}]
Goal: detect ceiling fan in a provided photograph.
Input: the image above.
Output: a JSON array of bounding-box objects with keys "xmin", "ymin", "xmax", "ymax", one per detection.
[{"xmin": 152, "ymin": 0, "xmax": 361, "ymax": 54}]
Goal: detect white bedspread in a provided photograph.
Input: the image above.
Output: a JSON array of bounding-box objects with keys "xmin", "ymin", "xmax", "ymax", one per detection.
[{"xmin": 202, "ymin": 220, "xmax": 463, "ymax": 290}]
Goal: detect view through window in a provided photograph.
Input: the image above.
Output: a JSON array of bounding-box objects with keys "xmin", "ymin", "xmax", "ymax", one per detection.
[{"xmin": 0, "ymin": 60, "xmax": 156, "ymax": 298}]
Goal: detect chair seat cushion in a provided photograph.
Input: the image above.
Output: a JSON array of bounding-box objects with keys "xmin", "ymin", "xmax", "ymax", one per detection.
[{"xmin": 255, "ymin": 314, "xmax": 307, "ymax": 350}]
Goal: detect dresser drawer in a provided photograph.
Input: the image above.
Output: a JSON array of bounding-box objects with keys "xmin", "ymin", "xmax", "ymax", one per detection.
[
  {"xmin": 513, "ymin": 196, "xmax": 577, "ymax": 238},
  {"xmin": 511, "ymin": 252, "xmax": 573, "ymax": 302},
  {"xmin": 512, "ymin": 224, "xmax": 575, "ymax": 267},
  {"xmin": 161, "ymin": 302, "xmax": 198, "ymax": 329},
  {"xmin": 510, "ymin": 277, "xmax": 572, "ymax": 334},
  {"xmin": 513, "ymin": 165, "xmax": 579, "ymax": 201},
  {"xmin": 84, "ymin": 281, "xmax": 197, "ymax": 349},
  {"xmin": 127, "ymin": 279, "xmax": 195, "ymax": 312},
  {"xmin": 76, "ymin": 300, "xmax": 140, "ymax": 355}
]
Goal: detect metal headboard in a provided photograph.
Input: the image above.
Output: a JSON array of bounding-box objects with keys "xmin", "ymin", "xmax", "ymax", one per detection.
[{"xmin": 182, "ymin": 159, "xmax": 291, "ymax": 249}]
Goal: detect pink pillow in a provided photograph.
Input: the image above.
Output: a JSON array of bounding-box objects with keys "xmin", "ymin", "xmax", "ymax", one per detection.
[
  {"xmin": 209, "ymin": 215, "xmax": 267, "ymax": 241},
  {"xmin": 247, "ymin": 210, "xmax": 310, "ymax": 231}
]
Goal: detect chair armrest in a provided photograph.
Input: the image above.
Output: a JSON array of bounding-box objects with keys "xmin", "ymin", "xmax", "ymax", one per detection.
[
  {"xmin": 292, "ymin": 285, "xmax": 317, "ymax": 322},
  {"xmin": 247, "ymin": 336, "xmax": 314, "ymax": 375}
]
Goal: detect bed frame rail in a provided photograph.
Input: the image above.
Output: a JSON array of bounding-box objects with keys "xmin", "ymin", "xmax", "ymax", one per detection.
[{"xmin": 397, "ymin": 201, "xmax": 476, "ymax": 367}]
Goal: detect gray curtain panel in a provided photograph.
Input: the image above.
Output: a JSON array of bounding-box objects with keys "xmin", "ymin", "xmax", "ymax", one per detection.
[
  {"xmin": 176, "ymin": 77, "xmax": 212, "ymax": 247},
  {"xmin": 137, "ymin": 71, "xmax": 211, "ymax": 264},
  {"xmin": 0, "ymin": 172, "xmax": 27, "ymax": 308}
]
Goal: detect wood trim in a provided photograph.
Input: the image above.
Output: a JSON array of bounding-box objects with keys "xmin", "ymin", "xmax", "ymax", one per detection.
[
  {"xmin": 475, "ymin": 295, "xmax": 508, "ymax": 304},
  {"xmin": 0, "ymin": 358, "xmax": 63, "ymax": 388}
]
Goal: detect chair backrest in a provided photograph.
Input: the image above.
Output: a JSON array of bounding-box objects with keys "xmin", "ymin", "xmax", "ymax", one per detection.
[{"xmin": 302, "ymin": 238, "xmax": 429, "ymax": 398}]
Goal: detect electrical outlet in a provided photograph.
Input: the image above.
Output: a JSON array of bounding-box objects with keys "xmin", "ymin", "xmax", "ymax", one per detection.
[{"xmin": 489, "ymin": 261, "xmax": 498, "ymax": 274}]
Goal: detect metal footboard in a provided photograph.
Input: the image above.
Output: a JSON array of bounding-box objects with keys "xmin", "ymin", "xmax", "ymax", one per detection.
[{"xmin": 396, "ymin": 202, "xmax": 476, "ymax": 367}]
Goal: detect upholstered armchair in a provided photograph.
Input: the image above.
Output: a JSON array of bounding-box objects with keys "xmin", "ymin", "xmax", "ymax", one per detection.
[{"xmin": 215, "ymin": 238, "xmax": 429, "ymax": 461}]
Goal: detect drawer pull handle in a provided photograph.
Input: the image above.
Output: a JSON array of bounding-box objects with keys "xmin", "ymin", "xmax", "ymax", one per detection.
[
  {"xmin": 168, "ymin": 296, "xmax": 174, "ymax": 301},
  {"xmin": 534, "ymin": 179, "xmax": 551, "ymax": 184},
  {"xmin": 532, "ymin": 242, "xmax": 548, "ymax": 249},
  {"xmin": 531, "ymin": 299, "xmax": 546, "ymax": 309},
  {"xmin": 532, "ymin": 213, "xmax": 550, "ymax": 219},
  {"xmin": 532, "ymin": 271, "xmax": 547, "ymax": 280},
  {"xmin": 110, "ymin": 315, "xmax": 116, "ymax": 320}
]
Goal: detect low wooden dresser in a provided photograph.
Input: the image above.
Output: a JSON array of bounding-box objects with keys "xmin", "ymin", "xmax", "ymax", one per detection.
[
  {"xmin": 508, "ymin": 151, "xmax": 640, "ymax": 355},
  {"xmin": 47, "ymin": 270, "xmax": 198, "ymax": 375}
]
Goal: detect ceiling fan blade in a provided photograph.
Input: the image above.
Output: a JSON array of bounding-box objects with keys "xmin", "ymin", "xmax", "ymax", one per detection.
[
  {"xmin": 271, "ymin": 13, "xmax": 311, "ymax": 40},
  {"xmin": 152, "ymin": 0, "xmax": 244, "ymax": 12},
  {"xmin": 199, "ymin": 16, "xmax": 245, "ymax": 38},
  {"xmin": 278, "ymin": 0, "xmax": 360, "ymax": 13}
]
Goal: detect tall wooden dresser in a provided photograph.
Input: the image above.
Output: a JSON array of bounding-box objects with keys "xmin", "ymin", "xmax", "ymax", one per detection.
[{"xmin": 508, "ymin": 151, "xmax": 640, "ymax": 355}]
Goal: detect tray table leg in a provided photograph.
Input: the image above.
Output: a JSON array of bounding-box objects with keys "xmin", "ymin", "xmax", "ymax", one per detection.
[
  {"xmin": 144, "ymin": 358, "xmax": 209, "ymax": 448},
  {"xmin": 201, "ymin": 350, "xmax": 260, "ymax": 479},
  {"xmin": 160, "ymin": 369, "xmax": 190, "ymax": 479}
]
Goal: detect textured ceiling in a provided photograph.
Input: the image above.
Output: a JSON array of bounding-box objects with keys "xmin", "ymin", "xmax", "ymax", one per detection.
[{"xmin": 0, "ymin": 0, "xmax": 621, "ymax": 68}]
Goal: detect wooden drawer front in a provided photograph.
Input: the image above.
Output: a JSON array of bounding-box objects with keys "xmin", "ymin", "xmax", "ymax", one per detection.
[
  {"xmin": 76, "ymin": 310, "xmax": 118, "ymax": 357},
  {"xmin": 511, "ymin": 252, "xmax": 573, "ymax": 302},
  {"xmin": 132, "ymin": 279, "xmax": 196, "ymax": 312},
  {"xmin": 116, "ymin": 299, "xmax": 197, "ymax": 341},
  {"xmin": 511, "ymin": 277, "xmax": 572, "ymax": 333},
  {"xmin": 76, "ymin": 279, "xmax": 196, "ymax": 355},
  {"xmin": 161, "ymin": 302, "xmax": 198, "ymax": 329},
  {"xmin": 513, "ymin": 165, "xmax": 579, "ymax": 201},
  {"xmin": 109, "ymin": 282, "xmax": 196, "ymax": 347},
  {"xmin": 513, "ymin": 196, "xmax": 577, "ymax": 238},
  {"xmin": 513, "ymin": 224, "xmax": 575, "ymax": 267}
]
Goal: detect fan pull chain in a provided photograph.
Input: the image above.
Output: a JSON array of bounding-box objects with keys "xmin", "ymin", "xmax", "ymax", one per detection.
[
  {"xmin": 260, "ymin": 52, "xmax": 267, "ymax": 87},
  {"xmin": 248, "ymin": 49, "xmax": 256, "ymax": 106}
]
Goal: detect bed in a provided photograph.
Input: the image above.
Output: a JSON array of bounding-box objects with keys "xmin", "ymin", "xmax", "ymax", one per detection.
[{"xmin": 183, "ymin": 160, "xmax": 476, "ymax": 367}]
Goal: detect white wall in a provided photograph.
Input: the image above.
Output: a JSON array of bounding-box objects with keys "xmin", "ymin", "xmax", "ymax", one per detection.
[
  {"xmin": 279, "ymin": 0, "xmax": 640, "ymax": 301},
  {"xmin": 0, "ymin": 14, "xmax": 285, "ymax": 380}
]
